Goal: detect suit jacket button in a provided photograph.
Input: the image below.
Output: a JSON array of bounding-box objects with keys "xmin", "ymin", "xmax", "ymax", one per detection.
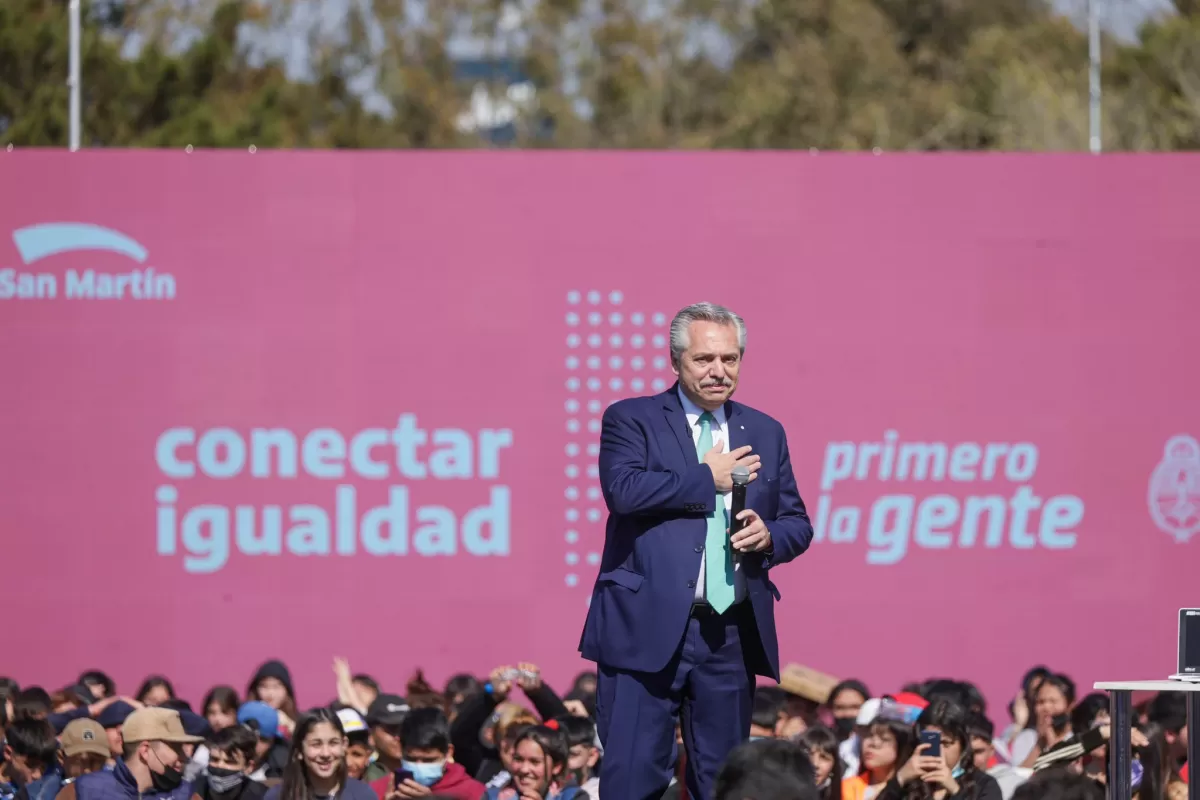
[
  {"xmin": 694, "ymin": 546, "xmax": 703, "ymax": 553},
  {"xmin": 687, "ymin": 580, "xmax": 696, "ymax": 588}
]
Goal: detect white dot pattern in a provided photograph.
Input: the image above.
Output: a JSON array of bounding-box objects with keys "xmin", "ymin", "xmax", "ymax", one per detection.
[{"xmin": 564, "ymin": 290, "xmax": 673, "ymax": 589}]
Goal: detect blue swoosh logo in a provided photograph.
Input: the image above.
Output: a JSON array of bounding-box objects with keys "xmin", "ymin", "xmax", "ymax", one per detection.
[{"xmin": 12, "ymin": 223, "xmax": 148, "ymax": 265}]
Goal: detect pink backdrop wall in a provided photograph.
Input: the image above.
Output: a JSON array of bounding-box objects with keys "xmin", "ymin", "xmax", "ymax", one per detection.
[{"xmin": 2, "ymin": 151, "xmax": 1198, "ymax": 720}]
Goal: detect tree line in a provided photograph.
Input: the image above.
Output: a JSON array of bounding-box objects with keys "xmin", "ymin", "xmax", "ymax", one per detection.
[{"xmin": 2, "ymin": 0, "xmax": 1198, "ymax": 149}]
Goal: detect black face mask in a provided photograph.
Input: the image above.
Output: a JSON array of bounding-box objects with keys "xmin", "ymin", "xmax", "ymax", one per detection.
[
  {"xmin": 834, "ymin": 717, "xmax": 857, "ymax": 737},
  {"xmin": 151, "ymin": 764, "xmax": 185, "ymax": 793}
]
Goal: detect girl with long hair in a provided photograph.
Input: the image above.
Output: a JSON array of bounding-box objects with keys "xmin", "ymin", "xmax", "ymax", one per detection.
[
  {"xmin": 485, "ymin": 725, "xmax": 584, "ymax": 800},
  {"xmin": 883, "ymin": 699, "xmax": 1001, "ymax": 800},
  {"xmin": 184, "ymin": 686, "xmax": 245, "ymax": 782},
  {"xmin": 136, "ymin": 675, "xmax": 176, "ymax": 707},
  {"xmin": 1000, "ymin": 666, "xmax": 1051, "ymax": 764},
  {"xmin": 263, "ymin": 709, "xmax": 374, "ymax": 800},
  {"xmin": 247, "ymin": 662, "xmax": 299, "ymax": 738},
  {"xmin": 842, "ymin": 713, "xmax": 917, "ymax": 800},
  {"xmin": 203, "ymin": 687, "xmax": 241, "ymax": 733},
  {"xmin": 1017, "ymin": 673, "xmax": 1075, "ymax": 768},
  {"xmin": 1135, "ymin": 723, "xmax": 1186, "ymax": 800},
  {"xmin": 827, "ymin": 681, "xmax": 872, "ymax": 742},
  {"xmin": 802, "ymin": 726, "xmax": 845, "ymax": 800}
]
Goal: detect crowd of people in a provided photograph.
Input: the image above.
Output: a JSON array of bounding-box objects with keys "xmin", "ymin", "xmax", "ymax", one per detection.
[{"xmin": 0, "ymin": 659, "xmax": 1190, "ymax": 800}]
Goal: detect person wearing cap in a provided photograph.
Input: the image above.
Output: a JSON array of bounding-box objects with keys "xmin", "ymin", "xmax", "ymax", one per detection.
[
  {"xmin": 361, "ymin": 697, "xmax": 409, "ymax": 783},
  {"xmin": 97, "ymin": 702, "xmax": 138, "ymax": 768},
  {"xmin": 333, "ymin": 710, "xmax": 371, "ymax": 782},
  {"xmin": 236, "ymin": 704, "xmax": 286, "ymax": 782},
  {"xmin": 60, "ymin": 708, "xmax": 201, "ymax": 800},
  {"xmin": 60, "ymin": 719, "xmax": 111, "ymax": 785},
  {"xmin": 841, "ymin": 697, "xmax": 926, "ymax": 800}
]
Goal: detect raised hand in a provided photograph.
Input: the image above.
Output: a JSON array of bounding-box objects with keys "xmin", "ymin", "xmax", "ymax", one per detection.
[
  {"xmin": 489, "ymin": 665, "xmax": 515, "ymax": 701},
  {"xmin": 516, "ymin": 663, "xmax": 543, "ymax": 692}
]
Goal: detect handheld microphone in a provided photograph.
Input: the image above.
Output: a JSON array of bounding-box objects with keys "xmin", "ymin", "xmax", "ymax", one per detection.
[{"xmin": 730, "ymin": 466, "xmax": 750, "ymax": 564}]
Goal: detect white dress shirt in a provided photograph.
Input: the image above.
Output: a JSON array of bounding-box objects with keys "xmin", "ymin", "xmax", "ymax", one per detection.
[{"xmin": 678, "ymin": 388, "xmax": 747, "ymax": 605}]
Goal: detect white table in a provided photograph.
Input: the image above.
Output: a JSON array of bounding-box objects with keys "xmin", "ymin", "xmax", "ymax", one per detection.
[{"xmin": 1093, "ymin": 680, "xmax": 1199, "ymax": 800}]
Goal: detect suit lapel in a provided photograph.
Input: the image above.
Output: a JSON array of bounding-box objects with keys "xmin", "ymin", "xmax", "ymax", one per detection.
[
  {"xmin": 661, "ymin": 384, "xmax": 697, "ymax": 465},
  {"xmin": 725, "ymin": 400, "xmax": 747, "ymax": 452},
  {"xmin": 725, "ymin": 400, "xmax": 760, "ymax": 502}
]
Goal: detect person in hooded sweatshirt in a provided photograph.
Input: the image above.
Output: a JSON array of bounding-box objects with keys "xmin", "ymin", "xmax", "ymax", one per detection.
[
  {"xmin": 245, "ymin": 664, "xmax": 297, "ymax": 739},
  {"xmin": 189, "ymin": 727, "xmax": 268, "ymax": 800},
  {"xmin": 369, "ymin": 709, "xmax": 484, "ymax": 800}
]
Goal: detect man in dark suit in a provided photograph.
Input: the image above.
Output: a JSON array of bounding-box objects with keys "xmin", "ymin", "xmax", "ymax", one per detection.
[{"xmin": 579, "ymin": 302, "xmax": 815, "ymax": 800}]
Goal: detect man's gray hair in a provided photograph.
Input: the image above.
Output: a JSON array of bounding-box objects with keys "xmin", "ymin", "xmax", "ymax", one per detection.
[{"xmin": 669, "ymin": 302, "xmax": 746, "ymax": 365}]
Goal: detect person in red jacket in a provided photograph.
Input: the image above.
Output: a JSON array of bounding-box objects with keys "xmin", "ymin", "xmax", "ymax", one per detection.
[{"xmin": 370, "ymin": 708, "xmax": 485, "ymax": 800}]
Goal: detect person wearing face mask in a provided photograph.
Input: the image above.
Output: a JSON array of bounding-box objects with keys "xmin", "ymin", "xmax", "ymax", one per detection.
[
  {"xmin": 828, "ymin": 682, "xmax": 871, "ymax": 744},
  {"xmin": 371, "ymin": 708, "xmax": 483, "ymax": 800},
  {"xmin": 190, "ymin": 727, "xmax": 267, "ymax": 800},
  {"xmin": 61, "ymin": 708, "xmax": 202, "ymax": 800},
  {"xmin": 827, "ymin": 680, "xmax": 872, "ymax": 778},
  {"xmin": 881, "ymin": 699, "xmax": 1001, "ymax": 800}
]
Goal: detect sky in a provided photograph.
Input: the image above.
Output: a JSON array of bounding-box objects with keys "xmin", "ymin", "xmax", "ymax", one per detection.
[
  {"xmin": 111, "ymin": 0, "xmax": 1181, "ymax": 131},
  {"xmin": 1056, "ymin": 0, "xmax": 1174, "ymax": 40},
  {"xmin": 270, "ymin": 0, "xmax": 1179, "ymax": 73}
]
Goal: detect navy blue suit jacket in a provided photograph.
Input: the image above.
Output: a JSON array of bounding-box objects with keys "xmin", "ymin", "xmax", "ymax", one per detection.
[{"xmin": 578, "ymin": 385, "xmax": 813, "ymax": 681}]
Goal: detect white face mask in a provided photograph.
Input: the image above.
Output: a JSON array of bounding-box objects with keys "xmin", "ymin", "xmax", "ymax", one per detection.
[{"xmin": 207, "ymin": 767, "xmax": 247, "ymax": 793}]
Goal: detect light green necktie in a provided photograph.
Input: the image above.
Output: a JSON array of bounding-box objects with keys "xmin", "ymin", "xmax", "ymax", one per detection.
[{"xmin": 697, "ymin": 411, "xmax": 735, "ymax": 613}]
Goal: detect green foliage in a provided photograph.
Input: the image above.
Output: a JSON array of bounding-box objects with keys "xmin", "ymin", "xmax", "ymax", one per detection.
[{"xmin": 2, "ymin": 0, "xmax": 1198, "ymax": 149}]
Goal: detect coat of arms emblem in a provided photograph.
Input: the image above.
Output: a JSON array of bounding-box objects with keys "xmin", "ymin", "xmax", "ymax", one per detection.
[{"xmin": 1148, "ymin": 435, "xmax": 1200, "ymax": 543}]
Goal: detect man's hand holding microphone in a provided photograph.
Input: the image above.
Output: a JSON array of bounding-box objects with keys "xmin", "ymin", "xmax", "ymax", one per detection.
[{"xmin": 702, "ymin": 442, "xmax": 771, "ymax": 554}]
